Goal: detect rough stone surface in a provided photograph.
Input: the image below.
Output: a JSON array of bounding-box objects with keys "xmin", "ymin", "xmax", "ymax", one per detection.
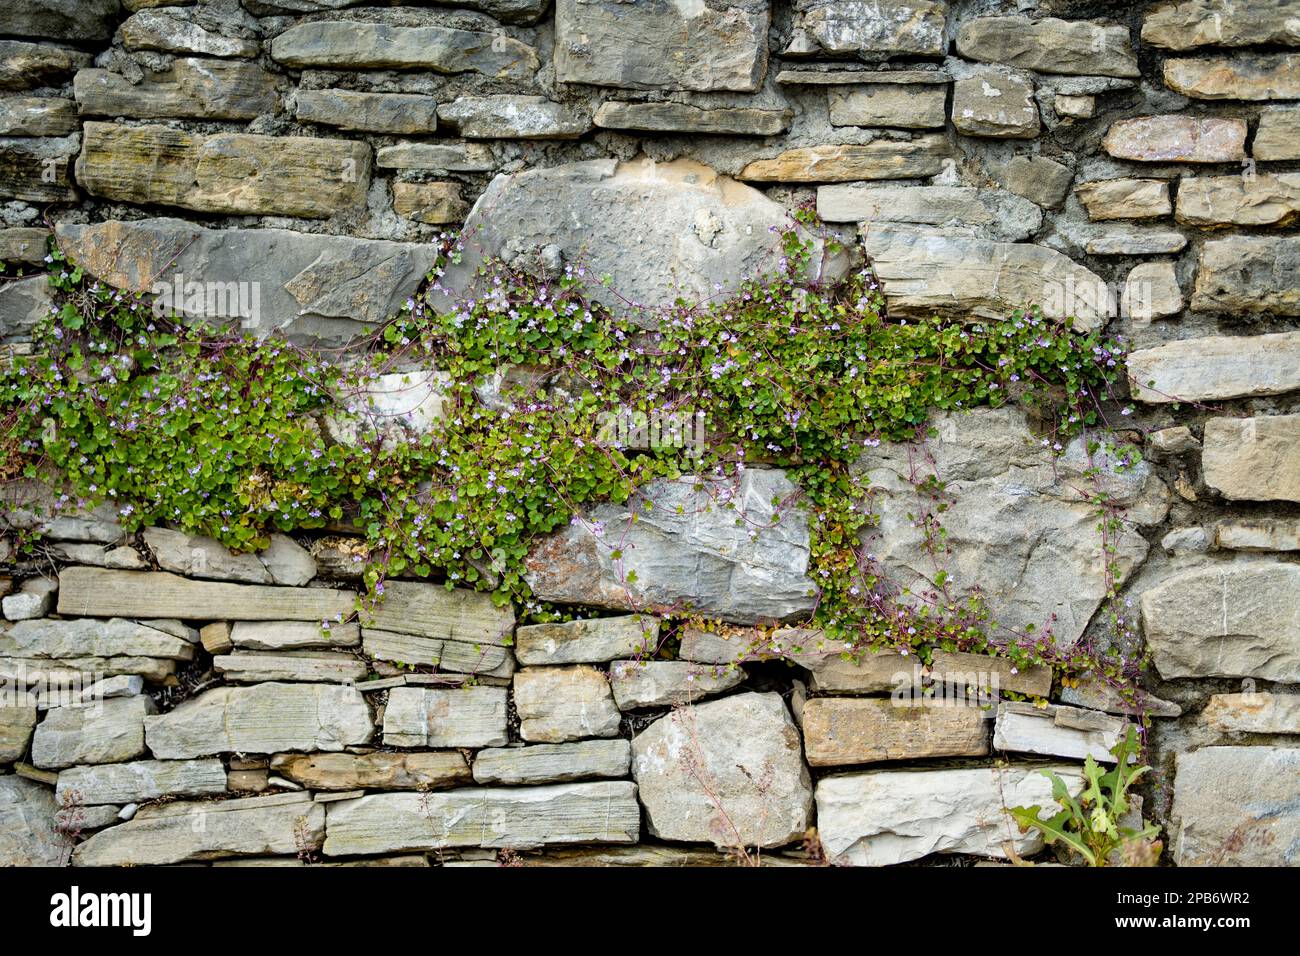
[
  {"xmin": 75, "ymin": 58, "xmax": 283, "ymax": 120},
  {"xmin": 53, "ymin": 218, "xmax": 438, "ymax": 344},
  {"xmin": 525, "ymin": 469, "xmax": 816, "ymax": 624},
  {"xmin": 594, "ymin": 101, "xmax": 791, "ymax": 135},
  {"xmin": 438, "ymin": 96, "xmax": 591, "ymax": 139},
  {"xmin": 0, "ymin": 617, "xmax": 194, "ymax": 662},
  {"xmin": 1142, "ymin": 0, "xmax": 1300, "ymax": 50},
  {"xmin": 213, "ymin": 651, "xmax": 369, "ymax": 684},
  {"xmin": 1076, "ymin": 179, "xmax": 1172, "ymax": 221},
  {"xmin": 391, "ymin": 182, "xmax": 467, "ymax": 224},
  {"xmin": 513, "ymin": 667, "xmax": 620, "ymax": 743},
  {"xmin": 5, "ymin": 0, "xmax": 120, "ymax": 43},
  {"xmin": 860, "ymin": 225, "xmax": 1109, "ymax": 328},
  {"xmin": 1176, "ymin": 173, "xmax": 1300, "ymax": 227},
  {"xmin": 56, "ymin": 759, "xmax": 228, "ymax": 806},
  {"xmin": 993, "ymin": 702, "xmax": 1126, "ymax": 762},
  {"xmin": 631, "ymin": 692, "xmax": 812, "ymax": 849},
  {"xmin": 1191, "ymin": 235, "xmax": 1300, "ymax": 316},
  {"xmin": 1255, "ymin": 106, "xmax": 1300, "ymax": 160},
  {"xmin": 362, "ymin": 629, "xmax": 514, "ymax": 677},
  {"xmin": 929, "ymin": 650, "xmax": 1052, "ymax": 698},
  {"xmin": 1171, "ymin": 747, "xmax": 1299, "ymax": 866},
  {"xmin": 1141, "ymin": 559, "xmax": 1300, "ymax": 681},
  {"xmin": 789, "ymin": 0, "xmax": 948, "ymax": 57},
  {"xmin": 323, "ymin": 781, "xmax": 640, "ymax": 855},
  {"xmin": 1122, "ymin": 261, "xmax": 1183, "ymax": 322},
  {"xmin": 956, "ymin": 17, "xmax": 1139, "ymax": 78},
  {"xmin": 826, "ymin": 84, "xmax": 946, "ymax": 128},
  {"xmin": 555, "ymin": 0, "xmax": 769, "ymax": 92},
  {"xmin": 609, "ymin": 660, "xmax": 745, "ymax": 710},
  {"xmin": 0, "ymin": 705, "xmax": 37, "ymax": 763},
  {"xmin": 121, "ymin": 9, "xmax": 260, "ymax": 58},
  {"xmin": 0, "ymin": 41, "xmax": 91, "ymax": 91},
  {"xmin": 1127, "ymin": 333, "xmax": 1300, "ymax": 403},
  {"xmin": 816, "ymin": 765, "xmax": 1082, "ymax": 865},
  {"xmin": 376, "ymin": 141, "xmax": 495, "ymax": 173},
  {"xmin": 0, "ymin": 774, "xmax": 65, "ymax": 866},
  {"xmin": 472, "ymin": 739, "xmax": 631, "ymax": 785},
  {"xmin": 739, "ymin": 136, "xmax": 948, "ymax": 182},
  {"xmin": 360, "ymin": 580, "xmax": 515, "ymax": 646},
  {"xmin": 0, "ymin": 133, "xmax": 77, "ymax": 202},
  {"xmin": 74, "ymin": 792, "xmax": 325, "ymax": 866},
  {"xmin": 1103, "ymin": 115, "xmax": 1247, "ymax": 163},
  {"xmin": 1164, "ymin": 54, "xmax": 1300, "ymax": 100},
  {"xmin": 515, "ymin": 615, "xmax": 658, "ymax": 666},
  {"xmin": 818, "ymin": 184, "xmax": 1041, "ymax": 241},
  {"xmin": 57, "ymin": 569, "xmax": 356, "ymax": 622},
  {"xmin": 270, "ymin": 19, "xmax": 537, "ymax": 80},
  {"xmin": 1202, "ymin": 415, "xmax": 1300, "ymax": 503},
  {"xmin": 433, "ymin": 157, "xmax": 840, "ymax": 325},
  {"xmin": 0, "ymin": 95, "xmax": 76, "ymax": 136},
  {"xmin": 230, "ymin": 621, "xmax": 359, "ymax": 651},
  {"xmin": 799, "ymin": 698, "xmax": 989, "ymax": 766},
  {"xmin": 1215, "ymin": 518, "xmax": 1300, "ymax": 552},
  {"xmin": 382, "ymin": 686, "xmax": 508, "ymax": 748},
  {"xmin": 857, "ymin": 408, "xmax": 1165, "ymax": 648},
  {"xmin": 295, "ymin": 89, "xmax": 438, "ymax": 134},
  {"xmin": 952, "ymin": 69, "xmax": 1040, "ymax": 139},
  {"xmin": 77, "ymin": 121, "xmax": 369, "ymax": 219},
  {"xmin": 997, "ymin": 155, "xmax": 1074, "ymax": 208},
  {"xmin": 270, "ymin": 751, "xmax": 471, "ymax": 791},
  {"xmin": 145, "ymin": 684, "xmax": 374, "ymax": 758},
  {"xmin": 1202, "ymin": 693, "xmax": 1300, "ymax": 734},
  {"xmin": 32, "ymin": 697, "xmax": 155, "ymax": 770}
]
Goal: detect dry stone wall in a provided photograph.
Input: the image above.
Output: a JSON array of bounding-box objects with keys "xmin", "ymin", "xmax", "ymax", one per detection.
[{"xmin": 1, "ymin": 0, "xmax": 1298, "ymax": 867}]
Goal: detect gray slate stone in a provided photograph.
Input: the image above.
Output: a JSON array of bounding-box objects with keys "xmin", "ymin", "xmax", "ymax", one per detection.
[
  {"xmin": 0, "ymin": 617, "xmax": 194, "ymax": 661},
  {"xmin": 1127, "ymin": 333, "xmax": 1300, "ymax": 403},
  {"xmin": 381, "ymin": 686, "xmax": 508, "ymax": 748},
  {"xmin": 952, "ymin": 68, "xmax": 1040, "ymax": 139},
  {"xmin": 593, "ymin": 101, "xmax": 791, "ymax": 135},
  {"xmin": 145, "ymin": 683, "xmax": 374, "ymax": 758},
  {"xmin": 4, "ymin": 0, "xmax": 120, "ymax": 43},
  {"xmin": 817, "ymin": 184, "xmax": 1042, "ymax": 241},
  {"xmin": 231, "ymin": 621, "xmax": 359, "ymax": 651},
  {"xmin": 120, "ymin": 9, "xmax": 260, "ymax": 58},
  {"xmin": 1171, "ymin": 746, "xmax": 1299, "ymax": 866},
  {"xmin": 0, "ymin": 274, "xmax": 52, "ymax": 340},
  {"xmin": 56, "ymin": 759, "xmax": 228, "ymax": 806},
  {"xmin": 73, "ymin": 792, "xmax": 325, "ymax": 866},
  {"xmin": 0, "ymin": 705, "xmax": 37, "ymax": 762},
  {"xmin": 555, "ymin": 0, "xmax": 769, "ymax": 92},
  {"xmin": 513, "ymin": 666, "xmax": 621, "ymax": 743},
  {"xmin": 0, "ymin": 774, "xmax": 65, "ymax": 866},
  {"xmin": 515, "ymin": 615, "xmax": 658, "ymax": 666},
  {"xmin": 1203, "ymin": 414, "xmax": 1300, "ymax": 503},
  {"xmin": 32, "ymin": 697, "xmax": 155, "ymax": 770},
  {"xmin": 1191, "ymin": 236, "xmax": 1300, "ymax": 316},
  {"xmin": 956, "ymin": 17, "xmax": 1139, "ymax": 78},
  {"xmin": 993, "ymin": 702, "xmax": 1126, "ymax": 762},
  {"xmin": 213, "ymin": 652, "xmax": 369, "ymax": 684},
  {"xmin": 55, "ymin": 219, "xmax": 435, "ymax": 345},
  {"xmin": 74, "ymin": 58, "xmax": 283, "ymax": 120},
  {"xmin": 362, "ymin": 629, "xmax": 514, "ymax": 677},
  {"xmin": 632, "ymin": 692, "xmax": 812, "ymax": 849},
  {"xmin": 1140, "ymin": 559, "xmax": 1300, "ymax": 681},
  {"xmin": 360, "ymin": 580, "xmax": 516, "ymax": 646},
  {"xmin": 0, "ymin": 95, "xmax": 76, "ymax": 136},
  {"xmin": 295, "ymin": 89, "xmax": 438, "ymax": 134},
  {"xmin": 437, "ymin": 95, "xmax": 591, "ymax": 139},
  {"xmin": 789, "ymin": 0, "xmax": 948, "ymax": 57},
  {"xmin": 525, "ymin": 469, "xmax": 816, "ymax": 625},
  {"xmin": 609, "ymin": 659, "xmax": 745, "ymax": 710},
  {"xmin": 322, "ymin": 781, "xmax": 640, "ymax": 855},
  {"xmin": 472, "ymin": 739, "xmax": 631, "ymax": 785}
]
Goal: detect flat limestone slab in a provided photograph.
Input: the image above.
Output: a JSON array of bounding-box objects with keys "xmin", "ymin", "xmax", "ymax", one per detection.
[
  {"xmin": 56, "ymin": 758, "xmax": 227, "ymax": 806},
  {"xmin": 322, "ymin": 782, "xmax": 640, "ymax": 855},
  {"xmin": 360, "ymin": 581, "xmax": 515, "ymax": 646},
  {"xmin": 73, "ymin": 792, "xmax": 324, "ymax": 866},
  {"xmin": 57, "ymin": 568, "xmax": 356, "ymax": 622},
  {"xmin": 799, "ymin": 697, "xmax": 990, "ymax": 766}
]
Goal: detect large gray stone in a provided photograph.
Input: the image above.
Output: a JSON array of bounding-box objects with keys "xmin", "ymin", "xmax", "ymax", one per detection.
[
  {"xmin": 295, "ymin": 89, "xmax": 438, "ymax": 134},
  {"xmin": 513, "ymin": 666, "xmax": 621, "ymax": 743},
  {"xmin": 555, "ymin": 0, "xmax": 768, "ymax": 92},
  {"xmin": 1201, "ymin": 693, "xmax": 1300, "ymax": 735},
  {"xmin": 816, "ymin": 765, "xmax": 1082, "ymax": 865},
  {"xmin": 1191, "ymin": 236, "xmax": 1300, "ymax": 316},
  {"xmin": 860, "ymin": 224, "xmax": 1109, "ymax": 328},
  {"xmin": 1176, "ymin": 174, "xmax": 1300, "ymax": 227},
  {"xmin": 270, "ymin": 18, "xmax": 538, "ymax": 81},
  {"xmin": 0, "ymin": 705, "xmax": 37, "ymax": 762},
  {"xmin": 1142, "ymin": 0, "xmax": 1300, "ymax": 50},
  {"xmin": 1127, "ymin": 333, "xmax": 1300, "ymax": 403},
  {"xmin": 0, "ymin": 617, "xmax": 194, "ymax": 662},
  {"xmin": 120, "ymin": 9, "xmax": 259, "ymax": 58},
  {"xmin": 73, "ymin": 792, "xmax": 325, "ymax": 866},
  {"xmin": 381, "ymin": 686, "xmax": 508, "ymax": 748},
  {"xmin": 433, "ymin": 157, "xmax": 840, "ymax": 327},
  {"xmin": 362, "ymin": 629, "xmax": 514, "ymax": 677},
  {"xmin": 437, "ymin": 95, "xmax": 590, "ymax": 139},
  {"xmin": 992, "ymin": 702, "xmax": 1126, "ymax": 763},
  {"xmin": 322, "ymin": 781, "xmax": 640, "ymax": 855},
  {"xmin": 1171, "ymin": 747, "xmax": 1299, "ymax": 866},
  {"xmin": 4, "ymin": 0, "xmax": 120, "ymax": 43},
  {"xmin": 515, "ymin": 615, "xmax": 658, "ymax": 666},
  {"xmin": 56, "ymin": 759, "xmax": 227, "ymax": 806},
  {"xmin": 74, "ymin": 58, "xmax": 284, "ymax": 120},
  {"xmin": 525, "ymin": 468, "xmax": 816, "ymax": 625},
  {"xmin": 956, "ymin": 17, "xmax": 1139, "ymax": 78},
  {"xmin": 788, "ymin": 0, "xmax": 948, "ymax": 57},
  {"xmin": 631, "ymin": 692, "xmax": 812, "ymax": 849},
  {"xmin": 952, "ymin": 68, "xmax": 1040, "ymax": 139},
  {"xmin": 0, "ymin": 40, "xmax": 91, "ymax": 91},
  {"xmin": 270, "ymin": 751, "xmax": 471, "ymax": 791},
  {"xmin": 213, "ymin": 651, "xmax": 369, "ymax": 684},
  {"xmin": 0, "ymin": 95, "xmax": 76, "ymax": 136},
  {"xmin": 817, "ymin": 184, "xmax": 1042, "ymax": 241},
  {"xmin": 32, "ymin": 697, "xmax": 155, "ymax": 770},
  {"xmin": 0, "ymin": 275, "xmax": 55, "ymax": 339},
  {"xmin": 0, "ymin": 774, "xmax": 65, "ymax": 866},
  {"xmin": 145, "ymin": 683, "xmax": 374, "ymax": 757},
  {"xmin": 1164, "ymin": 54, "xmax": 1300, "ymax": 100},
  {"xmin": 1203, "ymin": 415, "xmax": 1300, "ymax": 503},
  {"xmin": 1256, "ymin": 106, "xmax": 1300, "ymax": 160},
  {"xmin": 1141, "ymin": 560, "xmax": 1300, "ymax": 681},
  {"xmin": 856, "ymin": 408, "xmax": 1166, "ymax": 648},
  {"xmin": 609, "ymin": 659, "xmax": 745, "ymax": 709},
  {"xmin": 56, "ymin": 568, "xmax": 356, "ymax": 622},
  {"xmin": 0, "ymin": 133, "xmax": 77, "ymax": 202},
  {"xmin": 472, "ymin": 739, "xmax": 631, "ymax": 785}
]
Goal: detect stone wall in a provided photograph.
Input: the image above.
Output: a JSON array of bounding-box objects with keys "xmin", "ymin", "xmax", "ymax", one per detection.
[{"xmin": 1, "ymin": 0, "xmax": 1298, "ymax": 867}]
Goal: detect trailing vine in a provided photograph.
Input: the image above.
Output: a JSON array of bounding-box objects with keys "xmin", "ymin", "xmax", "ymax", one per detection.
[{"xmin": 0, "ymin": 211, "xmax": 1146, "ymax": 709}]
